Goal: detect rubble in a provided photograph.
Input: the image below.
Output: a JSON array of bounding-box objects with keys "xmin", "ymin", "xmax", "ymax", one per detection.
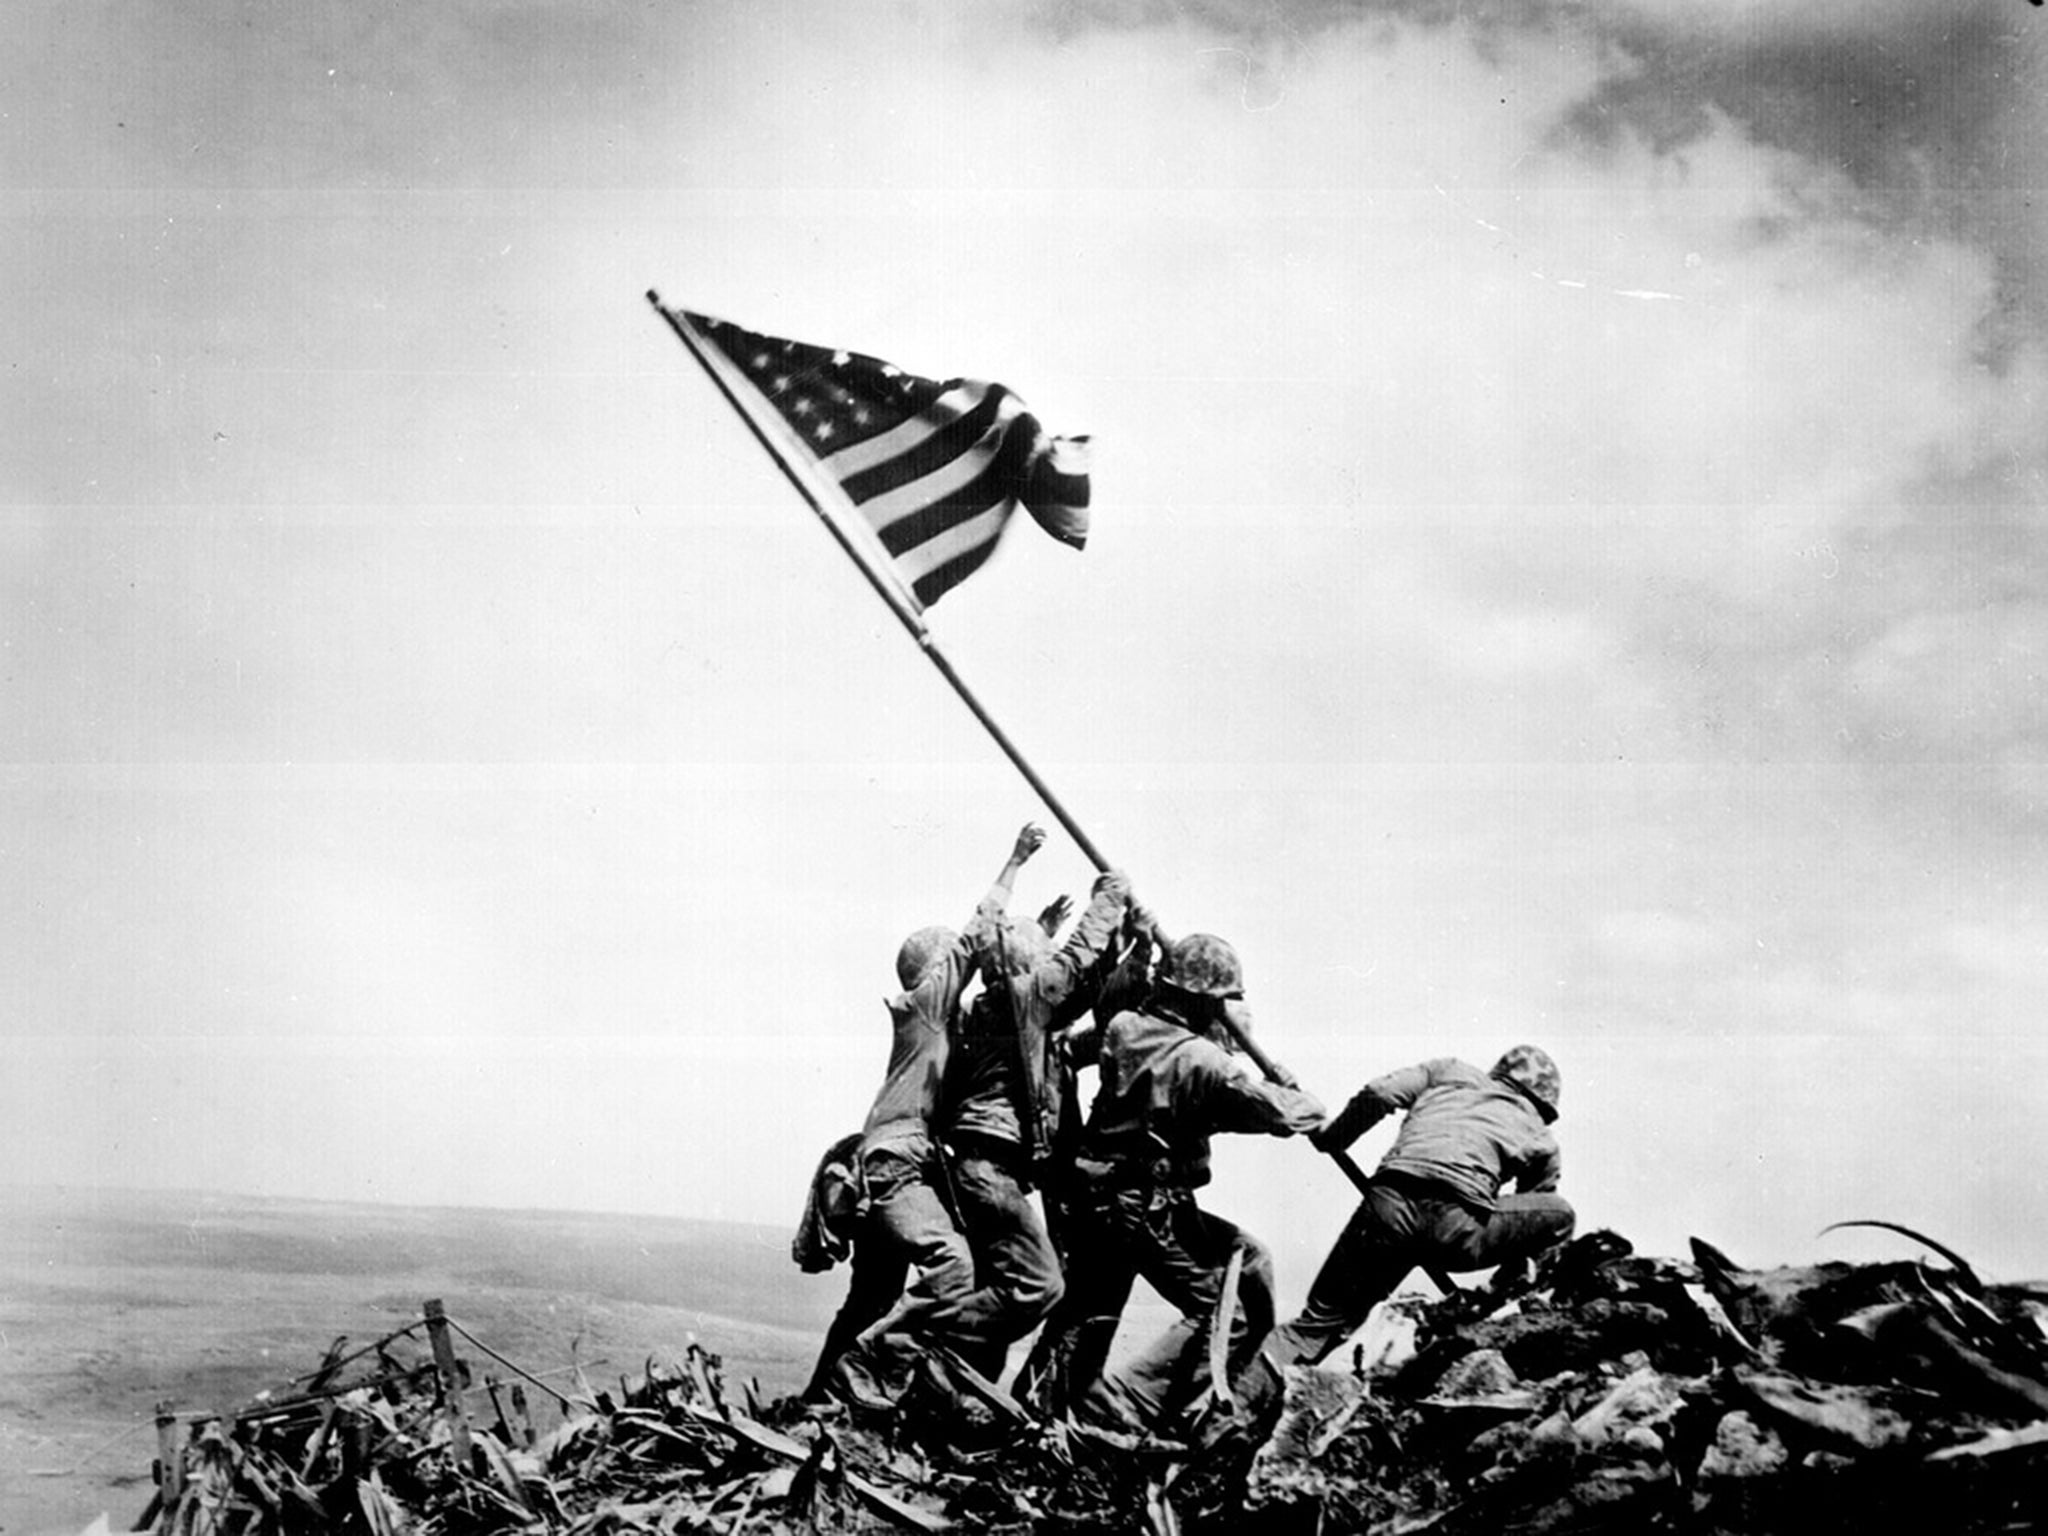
[
  {"xmin": 128, "ymin": 1229, "xmax": 2048, "ymax": 1534},
  {"xmin": 1236, "ymin": 1228, "xmax": 2048, "ymax": 1534}
]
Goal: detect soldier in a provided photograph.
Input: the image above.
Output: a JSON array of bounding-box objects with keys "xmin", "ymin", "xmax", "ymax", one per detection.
[
  {"xmin": 1009, "ymin": 902, "xmax": 1162, "ymax": 1406},
  {"xmin": 938, "ymin": 864, "xmax": 1132, "ymax": 1382},
  {"xmin": 1256, "ymin": 1045, "xmax": 1575, "ymax": 1375},
  {"xmin": 1040, "ymin": 932, "xmax": 1326, "ymax": 1436},
  {"xmin": 802, "ymin": 824, "xmax": 1044, "ymax": 1406}
]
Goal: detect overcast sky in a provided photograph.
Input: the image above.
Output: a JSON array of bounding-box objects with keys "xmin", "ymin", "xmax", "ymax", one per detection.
[{"xmin": 7, "ymin": 0, "xmax": 2048, "ymax": 1299}]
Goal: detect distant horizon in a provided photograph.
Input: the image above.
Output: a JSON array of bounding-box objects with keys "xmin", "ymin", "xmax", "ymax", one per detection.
[
  {"xmin": 0, "ymin": 1178, "xmax": 794, "ymax": 1236},
  {"xmin": 13, "ymin": 1179, "xmax": 2039, "ymax": 1292}
]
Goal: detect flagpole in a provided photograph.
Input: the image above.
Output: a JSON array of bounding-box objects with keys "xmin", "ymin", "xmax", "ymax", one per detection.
[
  {"xmin": 650, "ymin": 292, "xmax": 1378, "ymax": 1204},
  {"xmin": 648, "ymin": 293, "xmax": 926, "ymax": 638},
  {"xmin": 648, "ymin": 291, "xmax": 1112, "ymax": 872}
]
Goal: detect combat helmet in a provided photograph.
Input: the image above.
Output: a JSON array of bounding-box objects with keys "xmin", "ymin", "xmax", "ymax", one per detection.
[
  {"xmin": 1158, "ymin": 933, "xmax": 1244, "ymax": 999},
  {"xmin": 1491, "ymin": 1044, "xmax": 1562, "ymax": 1123},
  {"xmin": 895, "ymin": 926, "xmax": 958, "ymax": 990}
]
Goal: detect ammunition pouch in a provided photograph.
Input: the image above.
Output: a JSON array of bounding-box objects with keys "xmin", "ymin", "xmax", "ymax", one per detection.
[{"xmin": 1071, "ymin": 1131, "xmax": 1191, "ymax": 1212}]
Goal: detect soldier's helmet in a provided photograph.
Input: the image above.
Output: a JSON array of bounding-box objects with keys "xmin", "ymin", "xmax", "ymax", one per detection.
[
  {"xmin": 895, "ymin": 926, "xmax": 958, "ymax": 990},
  {"xmin": 1491, "ymin": 1045, "xmax": 1562, "ymax": 1123},
  {"xmin": 1158, "ymin": 933, "xmax": 1245, "ymax": 999}
]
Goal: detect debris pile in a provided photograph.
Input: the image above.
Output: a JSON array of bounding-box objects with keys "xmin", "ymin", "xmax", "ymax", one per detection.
[
  {"xmin": 133, "ymin": 1228, "xmax": 2048, "ymax": 1535},
  {"xmin": 1237, "ymin": 1225, "xmax": 2048, "ymax": 1534},
  {"xmin": 135, "ymin": 1310, "xmax": 965, "ymax": 1536}
]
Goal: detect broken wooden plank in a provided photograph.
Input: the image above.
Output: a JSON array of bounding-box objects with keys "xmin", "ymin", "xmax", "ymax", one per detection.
[
  {"xmin": 1927, "ymin": 1419, "xmax": 2048, "ymax": 1460},
  {"xmin": 675, "ymin": 1401, "xmax": 951, "ymax": 1532},
  {"xmin": 928, "ymin": 1345, "xmax": 1035, "ymax": 1429},
  {"xmin": 1731, "ymin": 1366, "xmax": 1913, "ymax": 1453},
  {"xmin": 1204, "ymin": 1245, "xmax": 1247, "ymax": 1413},
  {"xmin": 1881, "ymin": 1307, "xmax": 2048, "ymax": 1420}
]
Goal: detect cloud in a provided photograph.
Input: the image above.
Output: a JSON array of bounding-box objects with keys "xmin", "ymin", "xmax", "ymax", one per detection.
[
  {"xmin": 1846, "ymin": 602, "xmax": 2048, "ymax": 766},
  {"xmin": 1594, "ymin": 907, "xmax": 1738, "ymax": 966},
  {"xmin": 1599, "ymin": 0, "xmax": 2006, "ymax": 44},
  {"xmin": 1942, "ymin": 917, "xmax": 2048, "ymax": 987},
  {"xmin": 1002, "ymin": 12, "xmax": 2048, "ymax": 791},
  {"xmin": 15, "ymin": 1, "xmax": 2043, "ymax": 789}
]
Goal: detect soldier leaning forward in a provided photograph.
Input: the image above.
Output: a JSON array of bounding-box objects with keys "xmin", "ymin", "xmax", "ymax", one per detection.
[{"xmin": 1040, "ymin": 932, "xmax": 1324, "ymax": 1436}]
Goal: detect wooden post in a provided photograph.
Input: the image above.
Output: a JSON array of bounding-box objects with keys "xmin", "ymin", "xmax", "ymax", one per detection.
[
  {"xmin": 484, "ymin": 1374, "xmax": 511, "ymax": 1444},
  {"xmin": 154, "ymin": 1401, "xmax": 184, "ymax": 1505},
  {"xmin": 422, "ymin": 1299, "xmax": 472, "ymax": 1464},
  {"xmin": 300, "ymin": 1400, "xmax": 340, "ymax": 1481}
]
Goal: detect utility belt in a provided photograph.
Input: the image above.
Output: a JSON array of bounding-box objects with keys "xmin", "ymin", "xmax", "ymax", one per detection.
[
  {"xmin": 856, "ymin": 1135, "xmax": 941, "ymax": 1189},
  {"xmin": 1071, "ymin": 1131, "xmax": 1200, "ymax": 1208},
  {"xmin": 1373, "ymin": 1166, "xmax": 1495, "ymax": 1217},
  {"xmin": 944, "ymin": 1130, "xmax": 1039, "ymax": 1187}
]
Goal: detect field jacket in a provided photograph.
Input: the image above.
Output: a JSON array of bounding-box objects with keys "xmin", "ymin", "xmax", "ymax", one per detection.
[
  {"xmin": 941, "ymin": 878, "xmax": 1126, "ymax": 1167},
  {"xmin": 860, "ymin": 885, "xmax": 1009, "ymax": 1158},
  {"xmin": 1077, "ymin": 1003, "xmax": 1325, "ymax": 1196},
  {"xmin": 1320, "ymin": 1056, "xmax": 1560, "ymax": 1211}
]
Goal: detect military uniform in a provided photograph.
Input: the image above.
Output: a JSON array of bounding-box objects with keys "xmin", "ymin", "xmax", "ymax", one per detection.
[
  {"xmin": 940, "ymin": 871, "xmax": 1129, "ymax": 1378},
  {"xmin": 1264, "ymin": 1051, "xmax": 1575, "ymax": 1370},
  {"xmin": 1049, "ymin": 993, "xmax": 1324, "ymax": 1432},
  {"xmin": 800, "ymin": 890, "xmax": 1009, "ymax": 1400}
]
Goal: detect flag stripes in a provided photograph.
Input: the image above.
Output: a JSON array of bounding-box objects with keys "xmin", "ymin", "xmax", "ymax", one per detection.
[{"xmin": 666, "ymin": 307, "xmax": 1089, "ymax": 610}]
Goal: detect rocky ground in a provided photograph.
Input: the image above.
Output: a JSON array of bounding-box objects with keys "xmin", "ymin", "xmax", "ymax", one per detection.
[{"xmin": 128, "ymin": 1226, "xmax": 2048, "ymax": 1534}]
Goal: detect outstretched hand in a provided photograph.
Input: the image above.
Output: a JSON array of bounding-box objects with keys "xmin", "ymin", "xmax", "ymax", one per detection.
[
  {"xmin": 1037, "ymin": 893, "xmax": 1074, "ymax": 936},
  {"xmin": 1012, "ymin": 823, "xmax": 1047, "ymax": 864}
]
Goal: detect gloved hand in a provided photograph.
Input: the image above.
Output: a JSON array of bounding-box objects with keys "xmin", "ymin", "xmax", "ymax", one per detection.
[{"xmin": 1126, "ymin": 898, "xmax": 1165, "ymax": 946}]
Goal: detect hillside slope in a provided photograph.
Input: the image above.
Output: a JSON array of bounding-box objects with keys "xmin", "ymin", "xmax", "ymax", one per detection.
[{"xmin": 0, "ymin": 1185, "xmax": 833, "ymax": 1536}]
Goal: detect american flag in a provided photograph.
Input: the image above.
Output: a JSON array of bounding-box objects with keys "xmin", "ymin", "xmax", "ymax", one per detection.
[{"xmin": 666, "ymin": 307, "xmax": 1090, "ymax": 609}]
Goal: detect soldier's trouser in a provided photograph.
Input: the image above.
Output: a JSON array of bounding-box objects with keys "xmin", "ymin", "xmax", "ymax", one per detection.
[
  {"xmin": 856, "ymin": 1144, "xmax": 977, "ymax": 1347},
  {"xmin": 1264, "ymin": 1176, "xmax": 1576, "ymax": 1370},
  {"xmin": 804, "ymin": 1236, "xmax": 908, "ymax": 1399},
  {"xmin": 1012, "ymin": 1234, "xmax": 1132, "ymax": 1416},
  {"xmin": 946, "ymin": 1143, "xmax": 1065, "ymax": 1381},
  {"xmin": 1063, "ymin": 1189, "xmax": 1276, "ymax": 1433}
]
